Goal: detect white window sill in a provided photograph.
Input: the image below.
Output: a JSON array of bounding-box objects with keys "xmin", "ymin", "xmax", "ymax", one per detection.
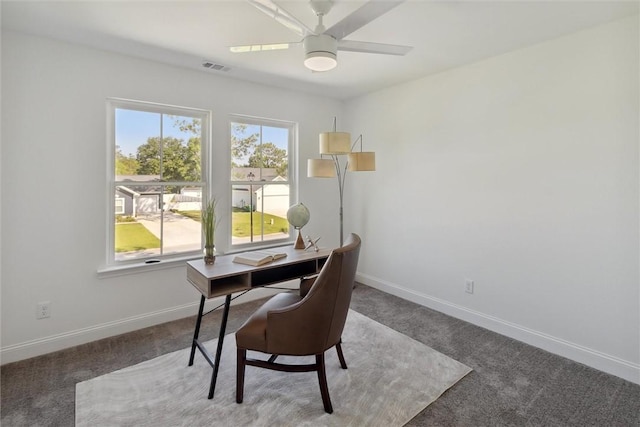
[
  {"xmin": 97, "ymin": 254, "xmax": 199, "ymax": 279},
  {"xmin": 96, "ymin": 242, "xmax": 295, "ymax": 279}
]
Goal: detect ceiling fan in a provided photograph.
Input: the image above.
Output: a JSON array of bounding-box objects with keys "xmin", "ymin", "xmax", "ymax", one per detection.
[{"xmin": 230, "ymin": 0, "xmax": 413, "ymax": 72}]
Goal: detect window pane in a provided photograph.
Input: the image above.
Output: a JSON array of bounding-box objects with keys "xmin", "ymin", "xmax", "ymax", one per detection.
[
  {"xmin": 115, "ymin": 197, "xmax": 125, "ymax": 214},
  {"xmin": 230, "ymin": 123, "xmax": 288, "ymax": 181},
  {"xmin": 261, "ymin": 125, "xmax": 289, "ymax": 180},
  {"xmin": 114, "ymin": 184, "xmax": 203, "ymax": 260},
  {"xmin": 115, "ymin": 110, "xmax": 202, "ymax": 183},
  {"xmin": 231, "ymin": 183, "xmax": 290, "ymax": 245},
  {"xmin": 114, "ymin": 184, "xmax": 162, "ymax": 261},
  {"xmin": 115, "ymin": 109, "xmax": 160, "ymax": 182},
  {"xmin": 231, "ymin": 123, "xmax": 258, "ymax": 181},
  {"xmin": 163, "ymin": 185, "xmax": 203, "ymax": 255}
]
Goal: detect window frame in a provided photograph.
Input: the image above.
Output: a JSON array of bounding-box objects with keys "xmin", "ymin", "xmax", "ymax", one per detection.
[
  {"xmin": 228, "ymin": 114, "xmax": 297, "ymax": 251},
  {"xmin": 114, "ymin": 196, "xmax": 125, "ymax": 215},
  {"xmin": 103, "ymin": 98, "xmax": 211, "ymax": 272}
]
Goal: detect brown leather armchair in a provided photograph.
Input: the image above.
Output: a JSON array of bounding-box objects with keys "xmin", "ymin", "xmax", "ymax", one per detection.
[{"xmin": 235, "ymin": 233, "xmax": 361, "ymax": 414}]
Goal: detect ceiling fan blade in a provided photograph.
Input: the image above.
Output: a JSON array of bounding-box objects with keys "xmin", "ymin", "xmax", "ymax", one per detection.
[
  {"xmin": 230, "ymin": 42, "xmax": 294, "ymax": 53},
  {"xmin": 325, "ymin": 0, "xmax": 405, "ymax": 40},
  {"xmin": 338, "ymin": 39, "xmax": 412, "ymax": 56},
  {"xmin": 247, "ymin": 0, "xmax": 314, "ymax": 37}
]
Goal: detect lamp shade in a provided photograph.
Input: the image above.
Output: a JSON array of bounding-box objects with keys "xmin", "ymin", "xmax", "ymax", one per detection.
[
  {"xmin": 319, "ymin": 132, "xmax": 351, "ymax": 154},
  {"xmin": 307, "ymin": 158, "xmax": 336, "ymax": 177},
  {"xmin": 348, "ymin": 152, "xmax": 376, "ymax": 171}
]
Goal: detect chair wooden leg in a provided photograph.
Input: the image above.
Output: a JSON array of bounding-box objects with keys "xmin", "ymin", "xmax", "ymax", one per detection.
[
  {"xmin": 335, "ymin": 339, "xmax": 348, "ymax": 369},
  {"xmin": 316, "ymin": 353, "xmax": 333, "ymax": 414},
  {"xmin": 236, "ymin": 348, "xmax": 246, "ymax": 403}
]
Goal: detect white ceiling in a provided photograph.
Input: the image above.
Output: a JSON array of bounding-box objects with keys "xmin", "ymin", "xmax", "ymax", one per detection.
[{"xmin": 2, "ymin": 1, "xmax": 638, "ymax": 100}]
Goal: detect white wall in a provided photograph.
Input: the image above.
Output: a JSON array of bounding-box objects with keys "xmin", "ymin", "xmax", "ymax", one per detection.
[
  {"xmin": 0, "ymin": 31, "xmax": 342, "ymax": 362},
  {"xmin": 2, "ymin": 17, "xmax": 638, "ymax": 386},
  {"xmin": 344, "ymin": 16, "xmax": 639, "ymax": 383}
]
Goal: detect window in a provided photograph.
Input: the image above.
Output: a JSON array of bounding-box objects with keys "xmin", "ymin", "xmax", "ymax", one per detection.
[
  {"xmin": 230, "ymin": 116, "xmax": 295, "ymax": 247},
  {"xmin": 107, "ymin": 99, "xmax": 210, "ymax": 266},
  {"xmin": 114, "ymin": 197, "xmax": 125, "ymax": 215}
]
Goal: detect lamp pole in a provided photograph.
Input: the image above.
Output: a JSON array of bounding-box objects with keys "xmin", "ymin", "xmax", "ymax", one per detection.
[
  {"xmin": 330, "ymin": 154, "xmax": 348, "ymax": 247},
  {"xmin": 247, "ymin": 171, "xmax": 255, "ymax": 243}
]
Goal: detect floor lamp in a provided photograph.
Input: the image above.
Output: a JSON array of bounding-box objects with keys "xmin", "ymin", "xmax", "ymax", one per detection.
[{"xmin": 307, "ymin": 120, "xmax": 375, "ymax": 246}]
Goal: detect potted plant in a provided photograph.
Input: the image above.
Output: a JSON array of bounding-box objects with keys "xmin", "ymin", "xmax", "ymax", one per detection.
[{"xmin": 202, "ymin": 198, "xmax": 218, "ymax": 264}]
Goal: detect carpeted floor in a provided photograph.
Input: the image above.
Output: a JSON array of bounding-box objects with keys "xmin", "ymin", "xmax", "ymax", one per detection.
[
  {"xmin": 75, "ymin": 310, "xmax": 471, "ymax": 426},
  {"xmin": 2, "ymin": 284, "xmax": 640, "ymax": 426}
]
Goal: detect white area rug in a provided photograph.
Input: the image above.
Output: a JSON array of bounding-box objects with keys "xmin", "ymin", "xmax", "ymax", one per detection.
[{"xmin": 76, "ymin": 310, "xmax": 471, "ymax": 426}]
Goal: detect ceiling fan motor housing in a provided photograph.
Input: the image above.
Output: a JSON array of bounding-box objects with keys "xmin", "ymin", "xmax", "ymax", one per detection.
[{"xmin": 303, "ymin": 34, "xmax": 338, "ymax": 71}]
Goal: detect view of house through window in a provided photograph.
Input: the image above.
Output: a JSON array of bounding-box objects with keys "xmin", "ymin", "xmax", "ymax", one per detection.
[
  {"xmin": 109, "ymin": 100, "xmax": 209, "ymax": 264},
  {"xmin": 230, "ymin": 117, "xmax": 294, "ymax": 246}
]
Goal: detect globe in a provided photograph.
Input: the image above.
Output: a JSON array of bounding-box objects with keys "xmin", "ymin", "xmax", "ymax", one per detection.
[
  {"xmin": 287, "ymin": 203, "xmax": 310, "ymax": 249},
  {"xmin": 287, "ymin": 203, "xmax": 310, "ymax": 229}
]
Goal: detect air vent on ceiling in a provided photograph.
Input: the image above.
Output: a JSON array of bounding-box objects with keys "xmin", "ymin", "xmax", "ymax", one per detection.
[{"xmin": 202, "ymin": 61, "xmax": 231, "ymax": 72}]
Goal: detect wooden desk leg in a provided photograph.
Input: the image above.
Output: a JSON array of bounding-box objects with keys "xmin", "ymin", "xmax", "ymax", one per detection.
[
  {"xmin": 188, "ymin": 295, "xmax": 206, "ymax": 367},
  {"xmin": 208, "ymin": 293, "xmax": 232, "ymax": 399}
]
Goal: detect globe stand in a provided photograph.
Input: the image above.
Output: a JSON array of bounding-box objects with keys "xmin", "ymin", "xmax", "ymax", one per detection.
[{"xmin": 294, "ymin": 228, "xmax": 305, "ymax": 249}]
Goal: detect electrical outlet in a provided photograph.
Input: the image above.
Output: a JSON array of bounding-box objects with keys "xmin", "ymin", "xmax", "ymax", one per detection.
[
  {"xmin": 37, "ymin": 301, "xmax": 51, "ymax": 319},
  {"xmin": 465, "ymin": 280, "xmax": 474, "ymax": 294}
]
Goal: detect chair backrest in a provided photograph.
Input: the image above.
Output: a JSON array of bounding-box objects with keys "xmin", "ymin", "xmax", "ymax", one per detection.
[
  {"xmin": 315, "ymin": 233, "xmax": 361, "ymax": 349},
  {"xmin": 266, "ymin": 233, "xmax": 361, "ymax": 355}
]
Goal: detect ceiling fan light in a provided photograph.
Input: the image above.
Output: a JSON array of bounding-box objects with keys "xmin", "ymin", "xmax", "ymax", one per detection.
[
  {"xmin": 304, "ymin": 51, "xmax": 337, "ymax": 72},
  {"xmin": 303, "ymin": 34, "xmax": 338, "ymax": 72}
]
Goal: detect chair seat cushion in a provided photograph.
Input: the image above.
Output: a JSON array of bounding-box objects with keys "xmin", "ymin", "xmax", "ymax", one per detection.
[{"xmin": 236, "ymin": 292, "xmax": 303, "ymax": 352}]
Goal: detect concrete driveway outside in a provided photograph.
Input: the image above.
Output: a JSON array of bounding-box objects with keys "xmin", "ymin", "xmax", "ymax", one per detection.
[{"xmin": 136, "ymin": 211, "xmax": 201, "ymax": 254}]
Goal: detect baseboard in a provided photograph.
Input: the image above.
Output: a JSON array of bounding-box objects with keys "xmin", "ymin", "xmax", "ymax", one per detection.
[
  {"xmin": 356, "ymin": 273, "xmax": 640, "ymax": 385},
  {"xmin": 0, "ymin": 285, "xmax": 291, "ymax": 365}
]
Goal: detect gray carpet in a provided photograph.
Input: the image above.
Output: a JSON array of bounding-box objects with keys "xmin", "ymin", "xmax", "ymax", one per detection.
[
  {"xmin": 2, "ymin": 284, "xmax": 639, "ymax": 426},
  {"xmin": 75, "ymin": 310, "xmax": 471, "ymax": 426}
]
